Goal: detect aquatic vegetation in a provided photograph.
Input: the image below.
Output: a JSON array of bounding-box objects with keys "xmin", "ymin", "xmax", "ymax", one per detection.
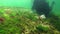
[
  {"xmin": 36, "ymin": 24, "xmax": 50, "ymax": 32},
  {"xmin": 49, "ymin": 14, "xmax": 60, "ymax": 31},
  {"xmin": 0, "ymin": 7, "xmax": 60, "ymax": 34}
]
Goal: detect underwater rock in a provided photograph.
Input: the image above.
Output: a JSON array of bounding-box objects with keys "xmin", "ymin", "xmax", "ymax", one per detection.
[
  {"xmin": 39, "ymin": 14, "xmax": 46, "ymax": 19},
  {"xmin": 32, "ymin": 0, "xmax": 55, "ymax": 18}
]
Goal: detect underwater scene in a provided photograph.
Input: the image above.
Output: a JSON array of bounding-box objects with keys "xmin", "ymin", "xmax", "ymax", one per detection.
[{"xmin": 0, "ymin": 0, "xmax": 60, "ymax": 34}]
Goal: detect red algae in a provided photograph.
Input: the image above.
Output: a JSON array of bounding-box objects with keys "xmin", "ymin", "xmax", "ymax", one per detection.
[{"xmin": 0, "ymin": 18, "xmax": 4, "ymax": 22}]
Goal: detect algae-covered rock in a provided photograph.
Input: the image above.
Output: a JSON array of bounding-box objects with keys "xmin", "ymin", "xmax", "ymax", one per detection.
[{"xmin": 36, "ymin": 24, "xmax": 50, "ymax": 32}]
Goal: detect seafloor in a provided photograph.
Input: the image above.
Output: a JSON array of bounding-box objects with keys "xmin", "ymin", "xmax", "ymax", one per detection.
[{"xmin": 0, "ymin": 7, "xmax": 60, "ymax": 34}]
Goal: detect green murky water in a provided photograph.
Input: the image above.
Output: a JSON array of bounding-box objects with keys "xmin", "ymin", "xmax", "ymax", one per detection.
[
  {"xmin": 0, "ymin": 0, "xmax": 33, "ymax": 9},
  {"xmin": 48, "ymin": 0, "xmax": 60, "ymax": 16},
  {"xmin": 0, "ymin": 0, "xmax": 60, "ymax": 15}
]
